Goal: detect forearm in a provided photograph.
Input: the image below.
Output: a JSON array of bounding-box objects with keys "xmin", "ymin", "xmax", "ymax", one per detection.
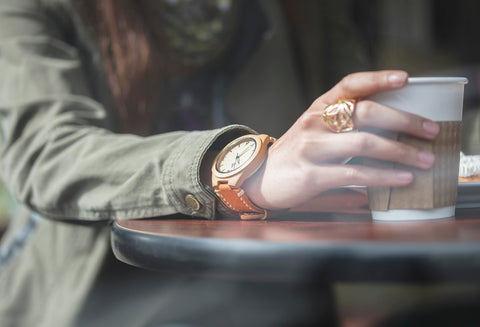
[
  {"xmin": 1, "ymin": 103, "xmax": 213, "ymax": 221},
  {"xmin": 0, "ymin": 90, "xmax": 254, "ymax": 221}
]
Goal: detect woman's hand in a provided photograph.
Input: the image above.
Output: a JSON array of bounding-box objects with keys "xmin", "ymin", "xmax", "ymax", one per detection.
[{"xmin": 243, "ymin": 70, "xmax": 440, "ymax": 211}]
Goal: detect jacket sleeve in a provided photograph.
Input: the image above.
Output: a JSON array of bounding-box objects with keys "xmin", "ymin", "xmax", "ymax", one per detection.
[{"xmin": 0, "ymin": 0, "xmax": 252, "ymax": 221}]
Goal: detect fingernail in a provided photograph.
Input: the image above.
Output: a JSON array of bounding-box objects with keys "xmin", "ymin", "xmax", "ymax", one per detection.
[
  {"xmin": 423, "ymin": 121, "xmax": 439, "ymax": 137},
  {"xmin": 418, "ymin": 150, "xmax": 435, "ymax": 167},
  {"xmin": 396, "ymin": 171, "xmax": 413, "ymax": 182},
  {"xmin": 388, "ymin": 72, "xmax": 408, "ymax": 86}
]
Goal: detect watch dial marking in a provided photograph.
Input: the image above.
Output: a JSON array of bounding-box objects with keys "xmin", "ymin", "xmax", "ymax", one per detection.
[{"xmin": 217, "ymin": 138, "xmax": 257, "ymax": 173}]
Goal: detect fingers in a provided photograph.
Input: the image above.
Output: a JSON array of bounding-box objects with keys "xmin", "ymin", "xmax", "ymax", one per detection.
[
  {"xmin": 323, "ymin": 70, "xmax": 408, "ymax": 104},
  {"xmin": 354, "ymin": 100, "xmax": 440, "ymax": 140},
  {"xmin": 313, "ymin": 99, "xmax": 439, "ymax": 140},
  {"xmin": 309, "ymin": 71, "xmax": 439, "ymax": 140},
  {"xmin": 313, "ymin": 165, "xmax": 414, "ymax": 189},
  {"xmin": 294, "ymin": 103, "xmax": 438, "ymax": 170},
  {"xmin": 310, "ymin": 132, "xmax": 435, "ymax": 170}
]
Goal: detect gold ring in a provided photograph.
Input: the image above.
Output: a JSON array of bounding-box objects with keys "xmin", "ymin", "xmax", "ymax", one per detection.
[{"xmin": 322, "ymin": 99, "xmax": 356, "ymax": 133}]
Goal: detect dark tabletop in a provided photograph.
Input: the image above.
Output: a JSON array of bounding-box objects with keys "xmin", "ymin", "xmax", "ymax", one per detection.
[{"xmin": 111, "ymin": 207, "xmax": 480, "ymax": 283}]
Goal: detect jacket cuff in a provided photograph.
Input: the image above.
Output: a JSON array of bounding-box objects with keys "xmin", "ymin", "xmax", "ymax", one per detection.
[{"xmin": 163, "ymin": 124, "xmax": 255, "ymax": 220}]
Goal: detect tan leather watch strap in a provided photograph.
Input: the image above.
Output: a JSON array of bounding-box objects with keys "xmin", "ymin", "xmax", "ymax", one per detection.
[
  {"xmin": 215, "ymin": 183, "xmax": 269, "ymax": 220},
  {"xmin": 212, "ymin": 134, "xmax": 276, "ymax": 220}
]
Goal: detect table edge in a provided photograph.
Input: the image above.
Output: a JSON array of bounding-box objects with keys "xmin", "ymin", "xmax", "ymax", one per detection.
[{"xmin": 111, "ymin": 221, "xmax": 480, "ymax": 282}]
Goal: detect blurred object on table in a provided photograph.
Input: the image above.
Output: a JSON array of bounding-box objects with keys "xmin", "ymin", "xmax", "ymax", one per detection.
[{"xmin": 459, "ymin": 152, "xmax": 480, "ymax": 182}]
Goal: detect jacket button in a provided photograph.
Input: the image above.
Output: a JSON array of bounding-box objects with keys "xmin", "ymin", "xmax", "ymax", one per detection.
[{"xmin": 185, "ymin": 194, "xmax": 202, "ymax": 211}]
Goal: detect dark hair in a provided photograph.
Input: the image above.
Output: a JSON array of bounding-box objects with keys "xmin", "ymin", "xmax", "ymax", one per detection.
[{"xmin": 76, "ymin": 0, "xmax": 186, "ymax": 135}]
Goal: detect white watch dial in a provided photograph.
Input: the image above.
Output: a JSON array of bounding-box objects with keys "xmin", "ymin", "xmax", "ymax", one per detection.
[{"xmin": 216, "ymin": 137, "xmax": 257, "ymax": 173}]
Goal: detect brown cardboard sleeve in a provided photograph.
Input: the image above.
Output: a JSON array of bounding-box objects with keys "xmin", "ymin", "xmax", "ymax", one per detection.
[{"xmin": 367, "ymin": 121, "xmax": 462, "ymax": 211}]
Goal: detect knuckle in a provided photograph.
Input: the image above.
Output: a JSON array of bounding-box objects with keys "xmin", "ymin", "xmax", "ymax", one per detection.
[
  {"xmin": 311, "ymin": 97, "xmax": 325, "ymax": 108},
  {"xmin": 295, "ymin": 138, "xmax": 308, "ymax": 156},
  {"xmin": 300, "ymin": 166, "xmax": 316, "ymax": 185},
  {"xmin": 371, "ymin": 74, "xmax": 384, "ymax": 88},
  {"xmin": 365, "ymin": 72, "xmax": 384, "ymax": 89},
  {"xmin": 343, "ymin": 167, "xmax": 362, "ymax": 183},
  {"xmin": 298, "ymin": 111, "xmax": 320, "ymax": 130},
  {"xmin": 295, "ymin": 136, "xmax": 314, "ymax": 158},
  {"xmin": 412, "ymin": 116, "xmax": 425, "ymax": 132},
  {"xmin": 350, "ymin": 133, "xmax": 371, "ymax": 152},
  {"xmin": 340, "ymin": 73, "xmax": 356, "ymax": 92},
  {"xmin": 389, "ymin": 141, "xmax": 413, "ymax": 162},
  {"xmin": 355, "ymin": 101, "xmax": 372, "ymax": 121},
  {"xmin": 291, "ymin": 160, "xmax": 315, "ymax": 186},
  {"xmin": 394, "ymin": 144, "xmax": 410, "ymax": 159},
  {"xmin": 399, "ymin": 114, "xmax": 416, "ymax": 130}
]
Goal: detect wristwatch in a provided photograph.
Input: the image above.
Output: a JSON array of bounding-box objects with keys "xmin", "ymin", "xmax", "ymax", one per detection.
[{"xmin": 212, "ymin": 134, "xmax": 275, "ymax": 220}]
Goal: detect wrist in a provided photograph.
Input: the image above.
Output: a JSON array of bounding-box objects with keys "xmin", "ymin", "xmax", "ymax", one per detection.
[
  {"xmin": 241, "ymin": 159, "xmax": 275, "ymax": 211},
  {"xmin": 211, "ymin": 134, "xmax": 276, "ymax": 219}
]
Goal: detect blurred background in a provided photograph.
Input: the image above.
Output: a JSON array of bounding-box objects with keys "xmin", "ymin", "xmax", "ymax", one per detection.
[
  {"xmin": 281, "ymin": 0, "xmax": 479, "ymax": 155},
  {"xmin": 0, "ymin": 0, "xmax": 479, "ymax": 325}
]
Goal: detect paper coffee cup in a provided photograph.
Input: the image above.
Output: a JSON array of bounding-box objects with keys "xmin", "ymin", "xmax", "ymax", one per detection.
[{"xmin": 366, "ymin": 77, "xmax": 468, "ymax": 221}]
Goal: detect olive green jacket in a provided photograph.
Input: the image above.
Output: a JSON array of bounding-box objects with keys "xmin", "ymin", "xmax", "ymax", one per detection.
[
  {"xmin": 3, "ymin": 1, "xmax": 478, "ymax": 326},
  {"xmin": 0, "ymin": 0, "xmax": 304, "ymax": 326}
]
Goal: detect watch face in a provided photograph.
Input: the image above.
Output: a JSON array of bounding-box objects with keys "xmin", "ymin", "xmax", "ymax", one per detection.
[{"xmin": 216, "ymin": 137, "xmax": 258, "ymax": 174}]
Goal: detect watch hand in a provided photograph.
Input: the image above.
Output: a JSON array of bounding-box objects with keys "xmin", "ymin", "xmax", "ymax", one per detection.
[{"xmin": 238, "ymin": 144, "xmax": 254, "ymax": 158}]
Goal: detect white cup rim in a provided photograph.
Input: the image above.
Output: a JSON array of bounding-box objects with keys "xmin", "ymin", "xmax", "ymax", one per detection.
[{"xmin": 408, "ymin": 77, "xmax": 468, "ymax": 85}]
